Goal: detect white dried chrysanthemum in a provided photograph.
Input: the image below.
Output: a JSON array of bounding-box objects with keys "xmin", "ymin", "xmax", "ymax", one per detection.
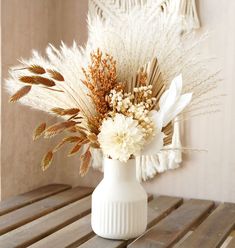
[{"xmin": 98, "ymin": 114, "xmax": 145, "ymax": 162}]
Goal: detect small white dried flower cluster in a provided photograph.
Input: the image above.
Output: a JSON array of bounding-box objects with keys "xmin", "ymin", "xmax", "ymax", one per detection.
[{"xmin": 108, "ymin": 85, "xmax": 157, "ymax": 140}]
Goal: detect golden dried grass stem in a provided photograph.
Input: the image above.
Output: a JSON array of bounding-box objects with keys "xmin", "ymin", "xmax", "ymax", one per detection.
[
  {"xmin": 51, "ymin": 108, "xmax": 80, "ymax": 116},
  {"xmin": 44, "ymin": 121, "xmax": 77, "ymax": 138},
  {"xmin": 79, "ymin": 146, "xmax": 91, "ymax": 176},
  {"xmin": 33, "ymin": 122, "xmax": 47, "ymax": 140},
  {"xmin": 47, "ymin": 69, "xmax": 64, "ymax": 81},
  {"xmin": 53, "ymin": 136, "xmax": 82, "ymax": 152},
  {"xmin": 13, "ymin": 65, "xmax": 46, "ymax": 74},
  {"xmin": 68, "ymin": 139, "xmax": 89, "ymax": 157},
  {"xmin": 9, "ymin": 85, "xmax": 31, "ymax": 102},
  {"xmin": 41, "ymin": 151, "xmax": 53, "ymax": 171},
  {"xmin": 28, "ymin": 65, "xmax": 46, "ymax": 74},
  {"xmin": 19, "ymin": 76, "xmax": 56, "ymax": 87}
]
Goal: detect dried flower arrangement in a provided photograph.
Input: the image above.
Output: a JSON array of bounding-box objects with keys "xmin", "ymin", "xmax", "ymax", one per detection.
[{"xmin": 6, "ymin": 1, "xmax": 221, "ymax": 179}]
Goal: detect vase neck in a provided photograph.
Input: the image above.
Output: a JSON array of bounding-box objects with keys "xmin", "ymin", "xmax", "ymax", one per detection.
[{"xmin": 103, "ymin": 158, "xmax": 137, "ymax": 182}]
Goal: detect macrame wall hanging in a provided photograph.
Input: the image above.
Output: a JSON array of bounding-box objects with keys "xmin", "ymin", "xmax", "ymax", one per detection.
[
  {"xmin": 88, "ymin": 0, "xmax": 201, "ymax": 181},
  {"xmin": 89, "ymin": 0, "xmax": 200, "ymax": 33}
]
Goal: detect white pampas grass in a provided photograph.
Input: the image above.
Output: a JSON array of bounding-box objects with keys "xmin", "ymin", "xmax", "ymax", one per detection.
[{"xmin": 6, "ymin": 43, "xmax": 96, "ymax": 121}]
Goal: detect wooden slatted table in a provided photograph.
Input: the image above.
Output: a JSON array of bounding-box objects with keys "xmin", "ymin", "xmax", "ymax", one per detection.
[{"xmin": 0, "ymin": 184, "xmax": 235, "ymax": 248}]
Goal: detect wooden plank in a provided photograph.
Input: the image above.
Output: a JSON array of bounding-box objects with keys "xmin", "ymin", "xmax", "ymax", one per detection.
[
  {"xmin": 0, "ymin": 196, "xmax": 91, "ymax": 248},
  {"xmin": 28, "ymin": 214, "xmax": 93, "ymax": 248},
  {"xmin": 28, "ymin": 196, "xmax": 182, "ymax": 248},
  {"xmin": 79, "ymin": 196, "xmax": 183, "ymax": 248},
  {"xmin": 0, "ymin": 184, "xmax": 71, "ymax": 216},
  {"xmin": 0, "ymin": 186, "xmax": 93, "ymax": 235},
  {"xmin": 178, "ymin": 203, "xmax": 235, "ymax": 248},
  {"xmin": 227, "ymin": 237, "xmax": 235, "ymax": 248},
  {"xmin": 128, "ymin": 199, "xmax": 214, "ymax": 248}
]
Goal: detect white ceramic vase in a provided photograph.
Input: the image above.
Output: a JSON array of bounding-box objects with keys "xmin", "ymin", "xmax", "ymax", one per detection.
[{"xmin": 91, "ymin": 157, "xmax": 148, "ymax": 240}]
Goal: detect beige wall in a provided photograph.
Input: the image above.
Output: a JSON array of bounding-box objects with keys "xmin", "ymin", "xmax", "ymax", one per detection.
[
  {"xmin": 1, "ymin": 0, "xmax": 90, "ymax": 200},
  {"xmin": 1, "ymin": 0, "xmax": 235, "ymax": 202},
  {"xmin": 144, "ymin": 0, "xmax": 235, "ymax": 203}
]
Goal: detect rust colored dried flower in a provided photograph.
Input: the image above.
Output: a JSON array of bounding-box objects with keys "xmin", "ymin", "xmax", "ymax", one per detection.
[{"xmin": 82, "ymin": 49, "xmax": 124, "ymax": 123}]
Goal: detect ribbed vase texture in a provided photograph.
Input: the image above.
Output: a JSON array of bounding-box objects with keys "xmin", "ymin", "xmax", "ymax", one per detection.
[{"xmin": 91, "ymin": 158, "xmax": 147, "ymax": 239}]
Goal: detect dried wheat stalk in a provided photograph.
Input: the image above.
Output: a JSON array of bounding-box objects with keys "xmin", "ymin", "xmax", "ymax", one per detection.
[
  {"xmin": 51, "ymin": 108, "xmax": 80, "ymax": 116},
  {"xmin": 9, "ymin": 85, "xmax": 32, "ymax": 102},
  {"xmin": 19, "ymin": 76, "xmax": 56, "ymax": 87},
  {"xmin": 53, "ymin": 136, "xmax": 82, "ymax": 152},
  {"xmin": 44, "ymin": 121, "xmax": 77, "ymax": 138},
  {"xmin": 33, "ymin": 122, "xmax": 47, "ymax": 140},
  {"xmin": 41, "ymin": 151, "xmax": 53, "ymax": 171},
  {"xmin": 79, "ymin": 146, "xmax": 92, "ymax": 176},
  {"xmin": 47, "ymin": 69, "xmax": 64, "ymax": 81},
  {"xmin": 68, "ymin": 139, "xmax": 89, "ymax": 157}
]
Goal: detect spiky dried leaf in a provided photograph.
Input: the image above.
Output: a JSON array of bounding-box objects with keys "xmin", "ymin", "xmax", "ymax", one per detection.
[
  {"xmin": 68, "ymin": 139, "xmax": 88, "ymax": 157},
  {"xmin": 41, "ymin": 151, "xmax": 53, "ymax": 171},
  {"xmin": 9, "ymin": 85, "xmax": 31, "ymax": 102},
  {"xmin": 33, "ymin": 122, "xmax": 46, "ymax": 140},
  {"xmin": 28, "ymin": 65, "xmax": 46, "ymax": 74},
  {"xmin": 51, "ymin": 108, "xmax": 80, "ymax": 116},
  {"xmin": 44, "ymin": 121, "xmax": 76, "ymax": 138},
  {"xmin": 79, "ymin": 147, "xmax": 91, "ymax": 177},
  {"xmin": 47, "ymin": 69, "xmax": 64, "ymax": 81},
  {"xmin": 53, "ymin": 136, "xmax": 81, "ymax": 152}
]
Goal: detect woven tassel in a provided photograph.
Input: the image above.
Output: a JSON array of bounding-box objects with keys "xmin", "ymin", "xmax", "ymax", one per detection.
[{"xmin": 178, "ymin": 0, "xmax": 200, "ymax": 32}]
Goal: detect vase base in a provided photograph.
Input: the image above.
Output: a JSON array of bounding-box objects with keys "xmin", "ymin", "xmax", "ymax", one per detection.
[{"xmin": 93, "ymin": 228, "xmax": 146, "ymax": 240}]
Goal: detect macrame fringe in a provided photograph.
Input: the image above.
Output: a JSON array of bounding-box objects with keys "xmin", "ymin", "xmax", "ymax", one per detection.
[{"xmin": 88, "ymin": 0, "xmax": 200, "ymax": 33}]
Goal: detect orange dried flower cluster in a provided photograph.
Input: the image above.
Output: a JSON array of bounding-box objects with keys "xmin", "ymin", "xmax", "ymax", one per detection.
[{"xmin": 82, "ymin": 49, "xmax": 124, "ymax": 121}]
